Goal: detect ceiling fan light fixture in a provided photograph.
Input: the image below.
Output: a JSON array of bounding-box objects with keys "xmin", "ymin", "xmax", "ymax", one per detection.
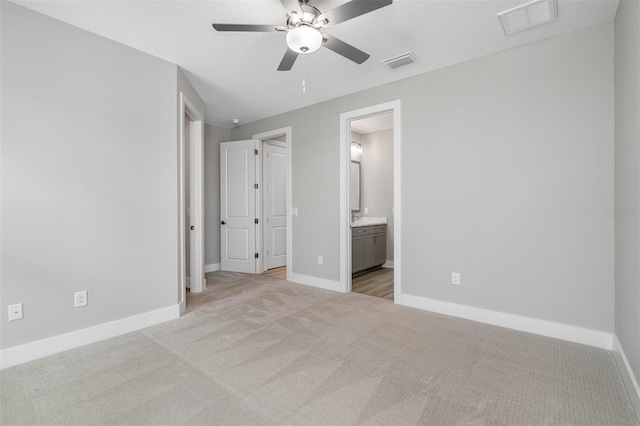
[{"xmin": 286, "ymin": 25, "xmax": 322, "ymax": 53}]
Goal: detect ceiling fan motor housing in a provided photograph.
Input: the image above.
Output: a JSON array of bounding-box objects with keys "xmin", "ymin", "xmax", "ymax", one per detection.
[{"xmin": 286, "ymin": 4, "xmax": 322, "ymax": 28}]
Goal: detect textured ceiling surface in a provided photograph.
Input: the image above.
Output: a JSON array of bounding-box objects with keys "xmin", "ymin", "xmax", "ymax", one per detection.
[{"xmin": 14, "ymin": 0, "xmax": 619, "ymax": 127}]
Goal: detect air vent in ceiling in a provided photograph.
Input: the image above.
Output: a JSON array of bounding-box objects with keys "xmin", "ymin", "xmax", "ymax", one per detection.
[
  {"xmin": 381, "ymin": 52, "xmax": 418, "ymax": 69},
  {"xmin": 498, "ymin": 0, "xmax": 558, "ymax": 36}
]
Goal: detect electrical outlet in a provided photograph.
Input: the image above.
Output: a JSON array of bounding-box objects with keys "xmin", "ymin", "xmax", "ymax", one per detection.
[
  {"xmin": 364, "ymin": 208, "xmax": 369, "ymax": 214},
  {"xmin": 317, "ymin": 255, "xmax": 323, "ymax": 265},
  {"xmin": 452, "ymin": 273, "xmax": 461, "ymax": 285},
  {"xmin": 8, "ymin": 303, "xmax": 23, "ymax": 321},
  {"xmin": 74, "ymin": 291, "xmax": 88, "ymax": 308},
  {"xmin": 291, "ymin": 207, "xmax": 298, "ymax": 216}
]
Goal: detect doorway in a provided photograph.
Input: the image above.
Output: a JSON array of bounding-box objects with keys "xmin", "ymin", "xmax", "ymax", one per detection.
[
  {"xmin": 262, "ymin": 139, "xmax": 287, "ymax": 279},
  {"xmin": 349, "ymin": 112, "xmax": 395, "ymax": 300},
  {"xmin": 184, "ymin": 111, "xmax": 191, "ymax": 288},
  {"xmin": 254, "ymin": 128, "xmax": 291, "ymax": 280},
  {"xmin": 340, "ymin": 101, "xmax": 401, "ymax": 299},
  {"xmin": 219, "ymin": 127, "xmax": 292, "ymax": 280},
  {"xmin": 179, "ymin": 93, "xmax": 205, "ymax": 315}
]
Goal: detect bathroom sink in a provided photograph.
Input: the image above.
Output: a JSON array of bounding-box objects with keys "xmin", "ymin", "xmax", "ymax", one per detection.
[{"xmin": 351, "ymin": 217, "xmax": 387, "ymax": 227}]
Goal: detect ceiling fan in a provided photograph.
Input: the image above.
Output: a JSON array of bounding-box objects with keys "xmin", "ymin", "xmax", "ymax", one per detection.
[{"xmin": 212, "ymin": 0, "xmax": 393, "ymax": 71}]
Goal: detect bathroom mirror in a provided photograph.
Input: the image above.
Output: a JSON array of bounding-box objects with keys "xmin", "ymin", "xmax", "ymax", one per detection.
[{"xmin": 350, "ymin": 161, "xmax": 361, "ymax": 212}]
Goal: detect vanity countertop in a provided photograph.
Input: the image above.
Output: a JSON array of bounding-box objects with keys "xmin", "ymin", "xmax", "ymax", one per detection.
[{"xmin": 351, "ymin": 217, "xmax": 387, "ymax": 227}]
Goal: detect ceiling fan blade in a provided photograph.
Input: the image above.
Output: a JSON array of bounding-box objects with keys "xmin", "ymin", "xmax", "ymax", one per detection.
[
  {"xmin": 212, "ymin": 23, "xmax": 279, "ymax": 32},
  {"xmin": 278, "ymin": 49, "xmax": 299, "ymax": 71},
  {"xmin": 322, "ymin": 34, "xmax": 370, "ymax": 64},
  {"xmin": 280, "ymin": 0, "xmax": 302, "ymax": 15},
  {"xmin": 317, "ymin": 0, "xmax": 392, "ymax": 27}
]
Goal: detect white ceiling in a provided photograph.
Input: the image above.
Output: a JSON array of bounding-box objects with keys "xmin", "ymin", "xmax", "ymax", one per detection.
[{"xmin": 14, "ymin": 0, "xmax": 619, "ymax": 127}]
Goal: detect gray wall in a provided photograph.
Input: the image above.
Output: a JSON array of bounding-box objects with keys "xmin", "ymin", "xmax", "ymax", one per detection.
[
  {"xmin": 614, "ymin": 0, "xmax": 640, "ymax": 389},
  {"xmin": 204, "ymin": 124, "xmax": 231, "ymax": 267},
  {"xmin": 361, "ymin": 129, "xmax": 394, "ymax": 262},
  {"xmin": 232, "ymin": 23, "xmax": 615, "ymax": 332},
  {"xmin": 1, "ymin": 3, "xmax": 180, "ymax": 349}
]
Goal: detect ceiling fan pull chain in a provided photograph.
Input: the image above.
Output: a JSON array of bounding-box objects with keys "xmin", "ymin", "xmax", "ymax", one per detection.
[{"xmin": 302, "ymin": 54, "xmax": 307, "ymax": 94}]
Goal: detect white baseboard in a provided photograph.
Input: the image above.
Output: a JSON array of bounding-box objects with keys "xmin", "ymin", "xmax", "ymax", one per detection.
[
  {"xmin": 395, "ymin": 292, "xmax": 612, "ymax": 350},
  {"xmin": 613, "ymin": 335, "xmax": 640, "ymax": 418},
  {"xmin": 382, "ymin": 261, "xmax": 394, "ymax": 268},
  {"xmin": 288, "ymin": 272, "xmax": 343, "ymax": 293},
  {"xmin": 204, "ymin": 263, "xmax": 221, "ymax": 273},
  {"xmin": 0, "ymin": 304, "xmax": 180, "ymax": 370}
]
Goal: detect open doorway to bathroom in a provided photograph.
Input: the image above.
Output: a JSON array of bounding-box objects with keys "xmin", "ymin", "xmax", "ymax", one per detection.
[{"xmin": 349, "ymin": 112, "xmax": 395, "ymax": 300}]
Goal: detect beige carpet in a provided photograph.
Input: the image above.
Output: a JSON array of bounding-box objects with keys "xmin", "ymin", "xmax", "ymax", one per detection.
[{"xmin": 1, "ymin": 271, "xmax": 638, "ymax": 425}]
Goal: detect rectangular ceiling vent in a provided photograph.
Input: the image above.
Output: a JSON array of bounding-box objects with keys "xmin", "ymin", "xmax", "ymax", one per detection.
[
  {"xmin": 381, "ymin": 52, "xmax": 418, "ymax": 69},
  {"xmin": 498, "ymin": 0, "xmax": 558, "ymax": 36}
]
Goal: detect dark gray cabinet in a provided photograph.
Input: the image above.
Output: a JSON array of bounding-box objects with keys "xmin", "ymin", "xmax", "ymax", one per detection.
[
  {"xmin": 352, "ymin": 236, "xmax": 363, "ymax": 271},
  {"xmin": 352, "ymin": 225, "xmax": 386, "ymax": 274}
]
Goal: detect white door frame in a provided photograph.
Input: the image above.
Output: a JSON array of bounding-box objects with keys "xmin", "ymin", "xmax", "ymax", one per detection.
[
  {"xmin": 179, "ymin": 92, "xmax": 205, "ymax": 315},
  {"xmin": 252, "ymin": 127, "xmax": 292, "ymax": 279},
  {"xmin": 339, "ymin": 101, "xmax": 402, "ymax": 297}
]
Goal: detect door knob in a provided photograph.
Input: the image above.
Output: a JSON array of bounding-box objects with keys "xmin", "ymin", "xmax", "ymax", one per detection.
[
  {"xmin": 190, "ymin": 226, "xmax": 194, "ymax": 230},
  {"xmin": 221, "ymin": 221, "xmax": 227, "ymax": 225}
]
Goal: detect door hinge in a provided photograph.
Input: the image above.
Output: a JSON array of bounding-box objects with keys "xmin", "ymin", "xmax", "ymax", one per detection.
[
  {"xmin": 255, "ymin": 218, "xmax": 259, "ymax": 224},
  {"xmin": 255, "ymin": 253, "xmax": 259, "ymax": 259},
  {"xmin": 254, "ymin": 149, "xmax": 258, "ymax": 155},
  {"xmin": 254, "ymin": 183, "xmax": 259, "ymax": 189}
]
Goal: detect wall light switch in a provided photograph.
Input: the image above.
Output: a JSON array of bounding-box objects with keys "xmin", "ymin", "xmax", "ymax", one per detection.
[
  {"xmin": 317, "ymin": 255, "xmax": 323, "ymax": 265},
  {"xmin": 364, "ymin": 208, "xmax": 369, "ymax": 214}
]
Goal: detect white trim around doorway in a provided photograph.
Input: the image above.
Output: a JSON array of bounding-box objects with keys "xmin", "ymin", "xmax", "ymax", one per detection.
[
  {"xmin": 339, "ymin": 101, "xmax": 402, "ymax": 296},
  {"xmin": 179, "ymin": 92, "xmax": 205, "ymax": 314}
]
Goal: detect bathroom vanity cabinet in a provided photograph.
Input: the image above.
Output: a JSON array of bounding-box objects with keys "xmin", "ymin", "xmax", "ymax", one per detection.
[{"xmin": 352, "ymin": 224, "xmax": 386, "ymax": 274}]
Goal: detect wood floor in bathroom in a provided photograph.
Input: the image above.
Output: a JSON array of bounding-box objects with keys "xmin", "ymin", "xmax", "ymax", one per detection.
[
  {"xmin": 352, "ymin": 267, "xmax": 394, "ymax": 300},
  {"xmin": 262, "ymin": 266, "xmax": 287, "ymax": 280},
  {"xmin": 263, "ymin": 265, "xmax": 393, "ymax": 301}
]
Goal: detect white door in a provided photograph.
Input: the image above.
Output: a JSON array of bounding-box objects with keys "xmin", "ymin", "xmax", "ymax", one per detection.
[
  {"xmin": 220, "ymin": 140, "xmax": 257, "ymax": 273},
  {"xmin": 263, "ymin": 144, "xmax": 287, "ymax": 270}
]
